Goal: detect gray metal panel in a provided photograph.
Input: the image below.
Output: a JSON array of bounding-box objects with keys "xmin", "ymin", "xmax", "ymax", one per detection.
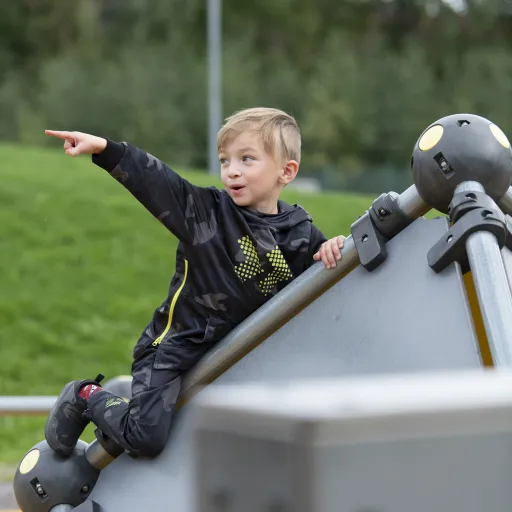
[
  {"xmin": 194, "ymin": 372, "xmax": 512, "ymax": 512},
  {"xmin": 195, "ymin": 430, "xmax": 302, "ymax": 512},
  {"xmin": 83, "ymin": 217, "xmax": 481, "ymax": 511},
  {"xmin": 196, "ymin": 429, "xmax": 512, "ymax": 512},
  {"xmin": 318, "ymin": 434, "xmax": 512, "ymax": 512},
  {"xmin": 84, "ymin": 411, "xmax": 198, "ymax": 511},
  {"xmin": 217, "ymin": 216, "xmax": 481, "ymax": 384}
]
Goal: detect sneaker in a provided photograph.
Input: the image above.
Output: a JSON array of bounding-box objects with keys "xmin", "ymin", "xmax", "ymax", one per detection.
[{"xmin": 45, "ymin": 374, "xmax": 104, "ymax": 457}]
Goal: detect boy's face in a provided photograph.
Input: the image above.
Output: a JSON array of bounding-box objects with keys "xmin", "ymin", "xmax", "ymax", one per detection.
[{"xmin": 219, "ymin": 131, "xmax": 298, "ymax": 214}]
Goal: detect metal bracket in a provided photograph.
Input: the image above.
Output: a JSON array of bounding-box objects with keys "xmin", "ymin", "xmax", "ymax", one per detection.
[
  {"xmin": 447, "ymin": 190, "xmax": 499, "ymax": 223},
  {"xmin": 428, "ymin": 189, "xmax": 508, "ymax": 273},
  {"xmin": 351, "ymin": 192, "xmax": 413, "ymax": 271},
  {"xmin": 350, "ymin": 212, "xmax": 388, "ymax": 271},
  {"xmin": 369, "ymin": 192, "xmax": 412, "ymax": 238}
]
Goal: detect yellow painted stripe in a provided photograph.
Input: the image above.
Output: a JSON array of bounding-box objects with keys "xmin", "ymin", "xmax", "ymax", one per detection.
[
  {"xmin": 464, "ymin": 271, "xmax": 494, "ymax": 367},
  {"xmin": 152, "ymin": 259, "xmax": 188, "ymax": 347}
]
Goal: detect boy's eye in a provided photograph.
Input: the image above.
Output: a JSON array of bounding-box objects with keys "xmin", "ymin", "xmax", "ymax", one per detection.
[
  {"xmin": 219, "ymin": 158, "xmax": 228, "ymax": 165},
  {"xmin": 242, "ymin": 155, "xmax": 254, "ymax": 162}
]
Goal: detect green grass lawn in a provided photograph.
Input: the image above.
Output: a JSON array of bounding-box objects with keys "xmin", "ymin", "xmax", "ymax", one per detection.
[{"xmin": 0, "ymin": 143, "xmax": 382, "ymax": 470}]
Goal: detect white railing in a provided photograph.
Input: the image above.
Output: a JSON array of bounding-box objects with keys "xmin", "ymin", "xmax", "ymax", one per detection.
[
  {"xmin": 0, "ymin": 396, "xmax": 56, "ymax": 415},
  {"xmin": 0, "ymin": 376, "xmax": 133, "ymax": 416}
]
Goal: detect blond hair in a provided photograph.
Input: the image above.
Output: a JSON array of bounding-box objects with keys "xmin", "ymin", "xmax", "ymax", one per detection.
[{"xmin": 217, "ymin": 107, "xmax": 301, "ymax": 164}]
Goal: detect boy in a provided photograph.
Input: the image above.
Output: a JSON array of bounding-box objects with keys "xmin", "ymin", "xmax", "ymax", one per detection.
[{"xmin": 44, "ymin": 107, "xmax": 345, "ymax": 459}]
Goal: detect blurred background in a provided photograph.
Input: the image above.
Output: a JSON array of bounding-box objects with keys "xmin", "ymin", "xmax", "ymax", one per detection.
[
  {"xmin": 2, "ymin": 0, "xmax": 512, "ymax": 490},
  {"xmin": 3, "ymin": 0, "xmax": 512, "ymax": 193}
]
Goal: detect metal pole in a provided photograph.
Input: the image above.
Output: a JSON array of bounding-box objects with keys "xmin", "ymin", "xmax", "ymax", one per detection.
[
  {"xmin": 0, "ymin": 376, "xmax": 130, "ymax": 416},
  {"xmin": 396, "ymin": 184, "xmax": 431, "ymax": 219},
  {"xmin": 499, "ymin": 186, "xmax": 512, "ymax": 215},
  {"xmin": 85, "ymin": 439, "xmax": 119, "ymax": 470},
  {"xmin": 208, "ymin": 0, "xmax": 222, "ymax": 175},
  {"xmin": 84, "ymin": 185, "xmax": 430, "ymax": 469},
  {"xmin": 457, "ymin": 182, "xmax": 512, "ymax": 366},
  {"xmin": 0, "ymin": 396, "xmax": 56, "ymax": 415}
]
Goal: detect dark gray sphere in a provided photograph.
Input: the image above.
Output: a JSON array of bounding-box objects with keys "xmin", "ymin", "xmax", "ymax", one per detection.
[
  {"xmin": 411, "ymin": 113, "xmax": 512, "ymax": 213},
  {"xmin": 13, "ymin": 439, "xmax": 99, "ymax": 512}
]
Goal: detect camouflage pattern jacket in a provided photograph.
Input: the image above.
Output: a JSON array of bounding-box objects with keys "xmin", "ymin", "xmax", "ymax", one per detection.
[{"xmin": 92, "ymin": 141, "xmax": 327, "ymax": 372}]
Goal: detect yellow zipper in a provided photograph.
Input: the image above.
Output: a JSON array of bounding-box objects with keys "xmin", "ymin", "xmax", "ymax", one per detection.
[{"xmin": 152, "ymin": 259, "xmax": 189, "ymax": 347}]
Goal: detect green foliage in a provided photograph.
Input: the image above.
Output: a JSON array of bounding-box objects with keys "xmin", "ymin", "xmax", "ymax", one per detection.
[
  {"xmin": 0, "ymin": 143, "xmax": 372, "ymax": 467},
  {"xmin": 35, "ymin": 43, "xmax": 208, "ymax": 165},
  {"xmin": 2, "ymin": 0, "xmax": 512, "ymax": 185}
]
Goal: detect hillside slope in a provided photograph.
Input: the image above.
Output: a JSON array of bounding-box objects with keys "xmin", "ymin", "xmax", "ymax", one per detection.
[{"xmin": 0, "ymin": 143, "xmax": 376, "ymax": 465}]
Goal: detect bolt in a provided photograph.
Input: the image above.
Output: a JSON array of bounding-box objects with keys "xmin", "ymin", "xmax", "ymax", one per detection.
[
  {"xmin": 211, "ymin": 488, "xmax": 231, "ymax": 509},
  {"xmin": 82, "ymin": 485, "xmax": 89, "ymax": 493},
  {"xmin": 447, "ymin": 235, "xmax": 453, "ymax": 243},
  {"xmin": 378, "ymin": 208, "xmax": 388, "ymax": 216},
  {"xmin": 362, "ymin": 234, "xmax": 369, "ymax": 243},
  {"xmin": 36, "ymin": 484, "xmax": 45, "ymax": 496},
  {"xmin": 268, "ymin": 499, "xmax": 288, "ymax": 512}
]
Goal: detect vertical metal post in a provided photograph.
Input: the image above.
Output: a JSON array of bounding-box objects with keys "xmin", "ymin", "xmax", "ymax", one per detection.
[
  {"xmin": 208, "ymin": 0, "xmax": 222, "ymax": 175},
  {"xmin": 457, "ymin": 182, "xmax": 512, "ymax": 366}
]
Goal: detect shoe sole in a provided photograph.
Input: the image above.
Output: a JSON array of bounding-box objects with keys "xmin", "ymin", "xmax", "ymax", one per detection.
[{"xmin": 44, "ymin": 381, "xmax": 85, "ymax": 457}]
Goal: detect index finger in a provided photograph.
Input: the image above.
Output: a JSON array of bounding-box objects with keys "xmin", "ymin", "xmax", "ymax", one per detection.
[{"xmin": 45, "ymin": 130, "xmax": 74, "ymax": 140}]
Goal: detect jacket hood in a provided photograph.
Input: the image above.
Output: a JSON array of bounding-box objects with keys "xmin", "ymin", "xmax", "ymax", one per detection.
[{"xmin": 239, "ymin": 200, "xmax": 312, "ymax": 231}]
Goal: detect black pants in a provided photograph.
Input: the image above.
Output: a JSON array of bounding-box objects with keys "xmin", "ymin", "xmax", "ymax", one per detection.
[{"xmin": 84, "ymin": 332, "xmax": 209, "ymax": 458}]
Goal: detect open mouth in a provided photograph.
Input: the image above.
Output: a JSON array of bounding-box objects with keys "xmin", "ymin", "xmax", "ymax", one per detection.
[{"xmin": 230, "ymin": 184, "xmax": 245, "ymax": 191}]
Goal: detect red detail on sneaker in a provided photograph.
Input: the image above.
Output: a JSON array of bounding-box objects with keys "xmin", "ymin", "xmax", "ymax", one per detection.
[{"xmin": 79, "ymin": 383, "xmax": 103, "ymax": 401}]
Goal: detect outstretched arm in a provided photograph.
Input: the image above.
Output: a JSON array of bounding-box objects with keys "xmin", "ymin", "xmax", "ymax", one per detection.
[{"xmin": 45, "ymin": 130, "xmax": 219, "ymax": 244}]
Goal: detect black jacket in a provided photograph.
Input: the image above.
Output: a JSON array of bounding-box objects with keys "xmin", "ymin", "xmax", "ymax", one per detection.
[{"xmin": 93, "ymin": 141, "xmax": 327, "ymax": 371}]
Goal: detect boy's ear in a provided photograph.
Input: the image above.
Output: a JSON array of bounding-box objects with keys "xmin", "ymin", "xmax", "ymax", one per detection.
[{"xmin": 280, "ymin": 159, "xmax": 299, "ymax": 185}]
